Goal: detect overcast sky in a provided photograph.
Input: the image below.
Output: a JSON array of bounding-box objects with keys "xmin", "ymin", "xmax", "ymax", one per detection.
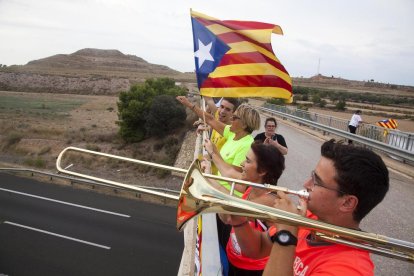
[{"xmin": 1, "ymin": 0, "xmax": 413, "ymax": 86}]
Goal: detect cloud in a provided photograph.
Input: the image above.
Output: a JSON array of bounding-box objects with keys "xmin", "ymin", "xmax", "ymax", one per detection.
[{"xmin": 0, "ymin": 0, "xmax": 413, "ymax": 85}]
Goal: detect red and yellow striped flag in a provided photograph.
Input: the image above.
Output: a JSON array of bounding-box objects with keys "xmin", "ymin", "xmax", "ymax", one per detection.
[
  {"xmin": 191, "ymin": 10, "xmax": 292, "ymax": 102},
  {"xmin": 376, "ymin": 119, "xmax": 398, "ymax": 129},
  {"xmin": 376, "ymin": 119, "xmax": 398, "ymax": 136}
]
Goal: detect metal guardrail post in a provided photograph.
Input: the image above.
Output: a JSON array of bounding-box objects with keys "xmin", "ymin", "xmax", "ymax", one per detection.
[{"xmin": 406, "ymin": 134, "xmax": 412, "ymax": 151}]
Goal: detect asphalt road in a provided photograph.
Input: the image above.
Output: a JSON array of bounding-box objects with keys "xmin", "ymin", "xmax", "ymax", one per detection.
[
  {"xmin": 0, "ymin": 173, "xmax": 183, "ymax": 276},
  {"xmin": 252, "ymin": 119, "xmax": 414, "ymax": 275}
]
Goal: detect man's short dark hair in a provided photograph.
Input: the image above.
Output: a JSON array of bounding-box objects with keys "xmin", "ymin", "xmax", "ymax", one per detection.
[
  {"xmin": 321, "ymin": 139, "xmax": 389, "ymax": 222},
  {"xmin": 222, "ymin": 98, "xmax": 241, "ymax": 112},
  {"xmin": 251, "ymin": 142, "xmax": 285, "ymax": 185}
]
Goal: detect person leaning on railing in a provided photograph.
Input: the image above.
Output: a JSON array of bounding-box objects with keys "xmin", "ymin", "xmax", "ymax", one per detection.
[
  {"xmin": 177, "ymin": 96, "xmax": 261, "ymax": 267},
  {"xmin": 176, "ymin": 96, "xmax": 260, "ymax": 197},
  {"xmin": 348, "ymin": 110, "xmax": 367, "ymax": 145},
  {"xmin": 195, "ymin": 97, "xmax": 241, "ymax": 175}
]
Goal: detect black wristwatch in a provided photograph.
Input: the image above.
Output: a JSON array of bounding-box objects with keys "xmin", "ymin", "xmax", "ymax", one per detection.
[{"xmin": 271, "ymin": 230, "xmax": 298, "ymax": 246}]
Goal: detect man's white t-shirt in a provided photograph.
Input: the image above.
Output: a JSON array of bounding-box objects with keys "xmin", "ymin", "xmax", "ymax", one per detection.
[{"xmin": 349, "ymin": 114, "xmax": 362, "ymax": 127}]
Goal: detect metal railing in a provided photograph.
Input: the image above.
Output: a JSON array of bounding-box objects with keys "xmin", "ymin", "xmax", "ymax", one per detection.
[
  {"xmin": 259, "ymin": 104, "xmax": 414, "ymax": 164},
  {"xmin": 0, "ymin": 167, "xmax": 180, "ymax": 196}
]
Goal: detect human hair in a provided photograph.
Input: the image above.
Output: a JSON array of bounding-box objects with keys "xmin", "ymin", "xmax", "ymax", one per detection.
[
  {"xmin": 235, "ymin": 104, "xmax": 260, "ymax": 134},
  {"xmin": 222, "ymin": 97, "xmax": 241, "ymax": 112},
  {"xmin": 321, "ymin": 139, "xmax": 389, "ymax": 222},
  {"xmin": 265, "ymin": 117, "xmax": 277, "ymax": 127},
  {"xmin": 251, "ymin": 143, "xmax": 285, "ymax": 185},
  {"xmin": 355, "ymin": 110, "xmax": 362, "ymax": 114}
]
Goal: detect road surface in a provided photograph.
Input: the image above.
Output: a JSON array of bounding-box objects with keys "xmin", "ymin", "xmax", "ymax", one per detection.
[{"xmin": 0, "ymin": 173, "xmax": 183, "ymax": 275}]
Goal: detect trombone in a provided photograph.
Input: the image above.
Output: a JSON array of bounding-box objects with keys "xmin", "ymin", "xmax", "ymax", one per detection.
[
  {"xmin": 56, "ymin": 147, "xmax": 414, "ymax": 263},
  {"xmin": 56, "ymin": 146, "xmax": 309, "ymax": 200}
]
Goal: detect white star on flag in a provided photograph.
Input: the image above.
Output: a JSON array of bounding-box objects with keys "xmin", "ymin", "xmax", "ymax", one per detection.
[{"xmin": 194, "ymin": 39, "xmax": 214, "ymax": 68}]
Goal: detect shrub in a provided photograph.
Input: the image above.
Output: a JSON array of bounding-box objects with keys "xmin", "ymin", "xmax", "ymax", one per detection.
[
  {"xmin": 117, "ymin": 78, "xmax": 187, "ymax": 142},
  {"xmin": 38, "ymin": 146, "xmax": 51, "ymax": 155},
  {"xmin": 24, "ymin": 157, "xmax": 46, "ymax": 168},
  {"xmin": 145, "ymin": 95, "xmax": 186, "ymax": 137},
  {"xmin": 86, "ymin": 144, "xmax": 101, "ymax": 152},
  {"xmin": 318, "ymin": 99, "xmax": 327, "ymax": 108},
  {"xmin": 153, "ymin": 142, "xmax": 164, "ymax": 152},
  {"xmin": 4, "ymin": 132, "xmax": 23, "ymax": 147},
  {"xmin": 335, "ymin": 100, "xmax": 346, "ymax": 111},
  {"xmin": 266, "ymin": 98, "xmax": 286, "ymax": 106},
  {"xmin": 301, "ymin": 94, "xmax": 309, "ymax": 101}
]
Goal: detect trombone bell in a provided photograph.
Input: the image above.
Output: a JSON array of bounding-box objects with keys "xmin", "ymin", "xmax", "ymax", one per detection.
[{"xmin": 177, "ymin": 160, "xmax": 269, "ymax": 231}]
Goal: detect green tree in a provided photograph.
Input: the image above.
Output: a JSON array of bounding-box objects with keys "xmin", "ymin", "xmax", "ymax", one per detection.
[
  {"xmin": 329, "ymin": 93, "xmax": 339, "ymax": 104},
  {"xmin": 117, "ymin": 78, "xmax": 187, "ymax": 142},
  {"xmin": 312, "ymin": 94, "xmax": 322, "ymax": 105},
  {"xmin": 145, "ymin": 95, "xmax": 186, "ymax": 137},
  {"xmin": 318, "ymin": 99, "xmax": 327, "ymax": 108}
]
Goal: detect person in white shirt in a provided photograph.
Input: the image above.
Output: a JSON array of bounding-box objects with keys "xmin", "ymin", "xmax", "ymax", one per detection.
[{"xmin": 348, "ymin": 110, "xmax": 365, "ymax": 144}]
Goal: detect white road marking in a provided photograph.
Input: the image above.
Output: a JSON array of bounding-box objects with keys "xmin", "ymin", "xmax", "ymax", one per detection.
[
  {"xmin": 0, "ymin": 187, "xmax": 130, "ymax": 218},
  {"xmin": 3, "ymin": 221, "xmax": 111, "ymax": 249}
]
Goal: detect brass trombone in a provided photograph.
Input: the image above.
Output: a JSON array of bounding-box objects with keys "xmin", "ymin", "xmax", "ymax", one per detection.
[
  {"xmin": 56, "ymin": 147, "xmax": 414, "ymax": 263},
  {"xmin": 56, "ymin": 146, "xmax": 308, "ymax": 200}
]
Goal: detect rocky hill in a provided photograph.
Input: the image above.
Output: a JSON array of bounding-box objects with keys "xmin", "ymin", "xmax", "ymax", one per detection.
[
  {"xmin": 0, "ymin": 48, "xmax": 195, "ymax": 95},
  {"xmin": 293, "ymin": 74, "xmax": 414, "ymax": 97},
  {"xmin": 1, "ymin": 49, "xmax": 413, "ymax": 97}
]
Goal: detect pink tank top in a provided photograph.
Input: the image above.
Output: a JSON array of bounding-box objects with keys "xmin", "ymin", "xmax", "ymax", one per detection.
[{"xmin": 225, "ymin": 187, "xmax": 269, "ymax": 270}]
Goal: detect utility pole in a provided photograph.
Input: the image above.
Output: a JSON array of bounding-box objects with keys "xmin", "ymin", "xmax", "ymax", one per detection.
[{"xmin": 317, "ymin": 58, "xmax": 321, "ymax": 76}]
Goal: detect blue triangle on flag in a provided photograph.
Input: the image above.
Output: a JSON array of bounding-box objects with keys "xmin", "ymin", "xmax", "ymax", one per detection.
[{"xmin": 191, "ymin": 18, "xmax": 230, "ymax": 88}]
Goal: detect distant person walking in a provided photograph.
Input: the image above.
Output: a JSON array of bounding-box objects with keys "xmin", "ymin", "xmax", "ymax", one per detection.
[{"xmin": 348, "ymin": 110, "xmax": 365, "ymax": 144}]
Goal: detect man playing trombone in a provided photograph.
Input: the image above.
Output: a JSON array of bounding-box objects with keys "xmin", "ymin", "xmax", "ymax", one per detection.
[{"xmin": 225, "ymin": 139, "xmax": 389, "ymax": 276}]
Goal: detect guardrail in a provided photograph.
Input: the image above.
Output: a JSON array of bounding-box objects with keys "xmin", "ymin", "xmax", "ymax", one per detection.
[
  {"xmin": 0, "ymin": 167, "xmax": 180, "ymax": 196},
  {"xmin": 263, "ymin": 103, "xmax": 414, "ymax": 153},
  {"xmin": 258, "ymin": 105, "xmax": 414, "ymax": 164}
]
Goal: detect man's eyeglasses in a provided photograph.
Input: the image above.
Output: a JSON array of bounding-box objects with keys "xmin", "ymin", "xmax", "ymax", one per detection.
[
  {"xmin": 310, "ymin": 170, "xmax": 346, "ymax": 195},
  {"xmin": 232, "ymin": 115, "xmax": 241, "ymax": 121}
]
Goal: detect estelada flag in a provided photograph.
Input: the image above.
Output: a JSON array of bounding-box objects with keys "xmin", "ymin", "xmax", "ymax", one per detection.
[
  {"xmin": 376, "ymin": 119, "xmax": 398, "ymax": 129},
  {"xmin": 191, "ymin": 10, "xmax": 292, "ymax": 102},
  {"xmin": 376, "ymin": 119, "xmax": 398, "ymax": 136}
]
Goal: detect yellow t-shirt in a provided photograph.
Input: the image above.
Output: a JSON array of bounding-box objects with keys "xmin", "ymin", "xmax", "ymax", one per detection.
[
  {"xmin": 209, "ymin": 110, "xmax": 227, "ymax": 175},
  {"xmin": 210, "ymin": 129, "xmax": 227, "ymax": 175},
  {"xmin": 211, "ymin": 129, "xmax": 227, "ymax": 151}
]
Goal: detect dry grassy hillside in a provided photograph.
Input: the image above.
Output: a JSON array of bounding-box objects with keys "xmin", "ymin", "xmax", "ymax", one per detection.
[
  {"xmin": 0, "ymin": 91, "xmax": 191, "ymax": 189},
  {"xmin": 0, "ymin": 48, "xmax": 195, "ymax": 94},
  {"xmin": 294, "ymin": 74, "xmax": 414, "ymax": 98}
]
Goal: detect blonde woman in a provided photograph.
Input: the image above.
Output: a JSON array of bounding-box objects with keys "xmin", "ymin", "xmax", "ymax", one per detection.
[{"xmin": 176, "ymin": 96, "xmax": 260, "ymax": 196}]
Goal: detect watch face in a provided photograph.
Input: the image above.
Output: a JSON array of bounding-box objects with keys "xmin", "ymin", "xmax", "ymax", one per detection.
[
  {"xmin": 279, "ymin": 233, "xmax": 290, "ymax": 243},
  {"xmin": 273, "ymin": 230, "xmax": 297, "ymax": 246}
]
